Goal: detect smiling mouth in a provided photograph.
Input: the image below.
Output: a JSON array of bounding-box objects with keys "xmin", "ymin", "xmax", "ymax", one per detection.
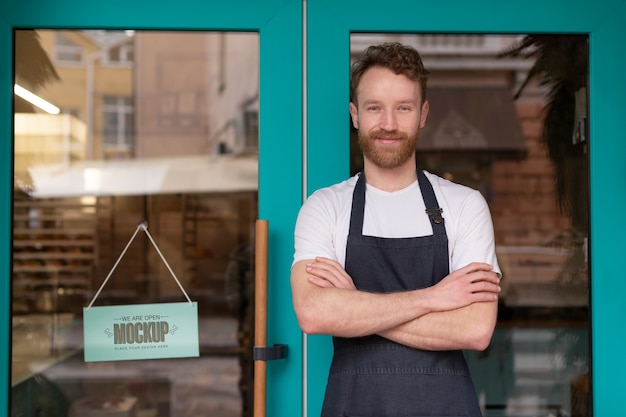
[{"xmin": 376, "ymin": 136, "xmax": 402, "ymax": 144}]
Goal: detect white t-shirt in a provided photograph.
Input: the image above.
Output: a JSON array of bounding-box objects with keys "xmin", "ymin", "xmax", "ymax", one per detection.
[{"xmin": 293, "ymin": 171, "xmax": 501, "ymax": 276}]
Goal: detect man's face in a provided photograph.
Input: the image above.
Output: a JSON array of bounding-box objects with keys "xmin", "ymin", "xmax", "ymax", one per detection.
[{"xmin": 350, "ymin": 66, "xmax": 429, "ymax": 169}]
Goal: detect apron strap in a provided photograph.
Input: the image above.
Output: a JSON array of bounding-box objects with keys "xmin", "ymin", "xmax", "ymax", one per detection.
[
  {"xmin": 348, "ymin": 172, "xmax": 366, "ymax": 236},
  {"xmin": 417, "ymin": 169, "xmax": 446, "ymax": 234}
]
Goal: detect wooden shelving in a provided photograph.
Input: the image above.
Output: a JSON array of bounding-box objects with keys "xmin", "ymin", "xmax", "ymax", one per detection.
[{"xmin": 12, "ymin": 196, "xmax": 99, "ymax": 315}]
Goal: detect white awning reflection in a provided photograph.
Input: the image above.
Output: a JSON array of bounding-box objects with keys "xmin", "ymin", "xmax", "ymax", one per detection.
[{"xmin": 27, "ymin": 154, "xmax": 258, "ymax": 198}]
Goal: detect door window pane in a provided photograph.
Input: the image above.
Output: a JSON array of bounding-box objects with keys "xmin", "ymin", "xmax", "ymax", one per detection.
[
  {"xmin": 13, "ymin": 29, "xmax": 259, "ymax": 417},
  {"xmin": 350, "ymin": 33, "xmax": 590, "ymax": 417}
]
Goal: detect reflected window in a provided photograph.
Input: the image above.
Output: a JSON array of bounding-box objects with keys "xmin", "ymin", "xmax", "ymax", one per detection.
[
  {"xmin": 104, "ymin": 42, "xmax": 134, "ymax": 66},
  {"xmin": 102, "ymin": 96, "xmax": 134, "ymax": 150},
  {"xmin": 237, "ymin": 109, "xmax": 258, "ymax": 153},
  {"xmin": 54, "ymin": 33, "xmax": 84, "ymax": 64}
]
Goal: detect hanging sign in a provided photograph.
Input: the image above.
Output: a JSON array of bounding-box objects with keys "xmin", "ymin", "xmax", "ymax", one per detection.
[
  {"xmin": 83, "ymin": 301, "xmax": 198, "ymax": 362},
  {"xmin": 83, "ymin": 220, "xmax": 199, "ymax": 362}
]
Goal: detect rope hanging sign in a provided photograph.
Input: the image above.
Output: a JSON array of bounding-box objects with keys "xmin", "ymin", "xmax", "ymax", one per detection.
[{"xmin": 83, "ymin": 220, "xmax": 199, "ymax": 362}]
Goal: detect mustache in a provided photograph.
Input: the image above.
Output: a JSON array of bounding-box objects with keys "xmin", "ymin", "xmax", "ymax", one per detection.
[{"xmin": 367, "ymin": 130, "xmax": 408, "ymax": 140}]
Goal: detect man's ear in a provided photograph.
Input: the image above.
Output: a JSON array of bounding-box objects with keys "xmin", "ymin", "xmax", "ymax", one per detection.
[
  {"xmin": 349, "ymin": 102, "xmax": 359, "ymax": 129},
  {"xmin": 420, "ymin": 100, "xmax": 430, "ymax": 128}
]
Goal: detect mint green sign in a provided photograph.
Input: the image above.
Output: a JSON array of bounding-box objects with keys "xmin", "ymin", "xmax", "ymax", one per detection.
[{"xmin": 83, "ymin": 301, "xmax": 199, "ymax": 362}]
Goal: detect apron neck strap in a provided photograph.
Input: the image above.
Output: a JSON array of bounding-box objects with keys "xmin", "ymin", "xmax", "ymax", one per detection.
[{"xmin": 417, "ymin": 169, "xmax": 445, "ymax": 229}]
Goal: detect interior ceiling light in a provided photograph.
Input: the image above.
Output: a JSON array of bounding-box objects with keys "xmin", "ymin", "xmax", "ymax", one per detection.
[{"xmin": 14, "ymin": 84, "xmax": 60, "ymax": 115}]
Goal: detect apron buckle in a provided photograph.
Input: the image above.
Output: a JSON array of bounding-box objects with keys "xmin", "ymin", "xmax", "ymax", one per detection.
[{"xmin": 426, "ymin": 207, "xmax": 444, "ymax": 224}]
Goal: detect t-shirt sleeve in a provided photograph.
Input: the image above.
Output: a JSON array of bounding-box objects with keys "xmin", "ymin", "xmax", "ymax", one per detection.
[
  {"xmin": 450, "ymin": 190, "xmax": 502, "ymax": 278},
  {"xmin": 292, "ymin": 191, "xmax": 338, "ymax": 267}
]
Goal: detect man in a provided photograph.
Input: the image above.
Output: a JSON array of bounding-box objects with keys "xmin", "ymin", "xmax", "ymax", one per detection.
[{"xmin": 291, "ymin": 42, "xmax": 501, "ymax": 416}]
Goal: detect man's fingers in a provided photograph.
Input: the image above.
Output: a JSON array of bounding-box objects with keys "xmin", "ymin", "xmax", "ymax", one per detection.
[
  {"xmin": 308, "ymin": 275, "xmax": 334, "ymax": 288},
  {"xmin": 310, "ymin": 257, "xmax": 349, "ymax": 279},
  {"xmin": 454, "ymin": 262, "xmax": 494, "ymax": 276},
  {"xmin": 468, "ymin": 271, "xmax": 501, "ymax": 285},
  {"xmin": 472, "ymin": 291, "xmax": 499, "ymax": 302},
  {"xmin": 306, "ymin": 257, "xmax": 356, "ymax": 290},
  {"xmin": 472, "ymin": 280, "xmax": 501, "ymax": 294}
]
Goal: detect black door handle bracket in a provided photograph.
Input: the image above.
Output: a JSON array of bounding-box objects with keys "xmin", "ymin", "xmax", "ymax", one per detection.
[{"xmin": 253, "ymin": 343, "xmax": 288, "ymax": 361}]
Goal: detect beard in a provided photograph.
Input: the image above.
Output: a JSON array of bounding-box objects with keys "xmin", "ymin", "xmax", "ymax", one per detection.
[{"xmin": 358, "ymin": 128, "xmax": 418, "ymax": 169}]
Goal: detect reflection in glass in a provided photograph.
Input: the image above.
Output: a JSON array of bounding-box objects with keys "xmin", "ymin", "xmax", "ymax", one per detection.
[
  {"xmin": 350, "ymin": 34, "xmax": 590, "ymax": 416},
  {"xmin": 13, "ymin": 29, "xmax": 259, "ymax": 417}
]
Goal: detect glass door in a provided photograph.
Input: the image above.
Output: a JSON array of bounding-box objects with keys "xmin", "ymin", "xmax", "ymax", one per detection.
[
  {"xmin": 1, "ymin": 1, "xmax": 302, "ymax": 417},
  {"xmin": 305, "ymin": 1, "xmax": 626, "ymax": 416}
]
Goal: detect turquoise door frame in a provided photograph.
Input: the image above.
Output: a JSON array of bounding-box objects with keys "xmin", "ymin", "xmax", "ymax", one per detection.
[
  {"xmin": 0, "ymin": 1, "xmax": 302, "ymax": 416},
  {"xmin": 306, "ymin": 0, "xmax": 626, "ymax": 415}
]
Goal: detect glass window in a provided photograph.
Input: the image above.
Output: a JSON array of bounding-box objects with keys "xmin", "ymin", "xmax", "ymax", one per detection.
[
  {"xmin": 351, "ymin": 33, "xmax": 590, "ymax": 417},
  {"xmin": 13, "ymin": 29, "xmax": 260, "ymax": 417}
]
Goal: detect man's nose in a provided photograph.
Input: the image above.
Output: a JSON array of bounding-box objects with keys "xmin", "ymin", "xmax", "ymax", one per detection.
[{"xmin": 379, "ymin": 110, "xmax": 398, "ymax": 131}]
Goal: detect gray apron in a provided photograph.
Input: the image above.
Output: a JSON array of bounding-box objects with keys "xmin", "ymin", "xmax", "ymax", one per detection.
[{"xmin": 320, "ymin": 168, "xmax": 482, "ymax": 417}]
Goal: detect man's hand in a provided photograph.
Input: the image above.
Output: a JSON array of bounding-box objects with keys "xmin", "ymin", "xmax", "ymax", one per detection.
[
  {"xmin": 305, "ymin": 257, "xmax": 357, "ymax": 289},
  {"xmin": 421, "ymin": 262, "xmax": 500, "ymax": 313}
]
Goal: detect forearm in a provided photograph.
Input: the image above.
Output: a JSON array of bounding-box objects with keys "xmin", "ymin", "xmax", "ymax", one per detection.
[
  {"xmin": 378, "ymin": 300, "xmax": 498, "ymax": 351},
  {"xmin": 293, "ymin": 258, "xmax": 500, "ymax": 339},
  {"xmin": 291, "ymin": 260, "xmax": 433, "ymax": 337}
]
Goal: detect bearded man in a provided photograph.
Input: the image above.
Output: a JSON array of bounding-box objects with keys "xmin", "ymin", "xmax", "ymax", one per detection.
[{"xmin": 291, "ymin": 42, "xmax": 502, "ymax": 417}]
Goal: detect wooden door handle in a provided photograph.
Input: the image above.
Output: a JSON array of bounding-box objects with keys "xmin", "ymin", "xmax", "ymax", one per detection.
[
  {"xmin": 253, "ymin": 219, "xmax": 288, "ymax": 417},
  {"xmin": 253, "ymin": 219, "xmax": 269, "ymax": 417}
]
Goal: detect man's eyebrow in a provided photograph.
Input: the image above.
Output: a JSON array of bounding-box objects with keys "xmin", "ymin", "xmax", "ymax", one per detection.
[{"xmin": 361, "ymin": 99, "xmax": 417, "ymax": 106}]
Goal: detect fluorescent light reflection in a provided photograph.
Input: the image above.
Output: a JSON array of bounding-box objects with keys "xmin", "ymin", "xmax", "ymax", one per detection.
[
  {"xmin": 83, "ymin": 168, "xmax": 102, "ymax": 192},
  {"xmin": 14, "ymin": 84, "xmax": 60, "ymax": 115}
]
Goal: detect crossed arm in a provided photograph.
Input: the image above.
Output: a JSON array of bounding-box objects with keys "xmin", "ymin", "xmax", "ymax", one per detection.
[{"xmin": 290, "ymin": 257, "xmax": 500, "ymax": 351}]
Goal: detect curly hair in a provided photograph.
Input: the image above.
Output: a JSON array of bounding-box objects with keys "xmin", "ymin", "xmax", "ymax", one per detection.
[{"xmin": 350, "ymin": 42, "xmax": 429, "ymax": 104}]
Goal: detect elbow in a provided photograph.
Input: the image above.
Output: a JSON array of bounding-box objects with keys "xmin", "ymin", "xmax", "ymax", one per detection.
[
  {"xmin": 295, "ymin": 311, "xmax": 327, "ymax": 335},
  {"xmin": 466, "ymin": 325, "xmax": 495, "ymax": 351},
  {"xmin": 292, "ymin": 300, "xmax": 329, "ymax": 335},
  {"xmin": 464, "ymin": 301, "xmax": 498, "ymax": 351},
  {"xmin": 469, "ymin": 334, "xmax": 492, "ymax": 351},
  {"xmin": 291, "ymin": 263, "xmax": 332, "ymax": 335},
  {"xmin": 296, "ymin": 316, "xmax": 322, "ymax": 335}
]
